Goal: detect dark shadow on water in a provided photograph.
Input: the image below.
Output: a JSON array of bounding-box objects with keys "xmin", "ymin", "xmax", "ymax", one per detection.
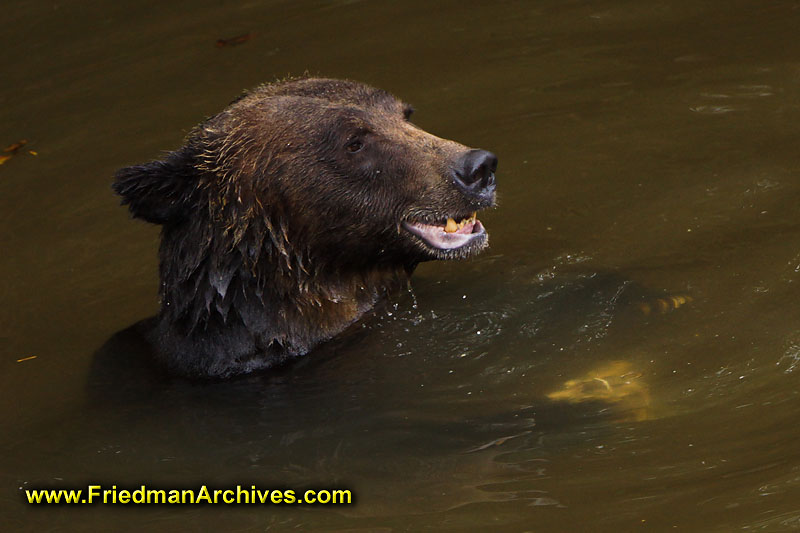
[{"xmin": 86, "ymin": 317, "xmax": 168, "ymax": 404}]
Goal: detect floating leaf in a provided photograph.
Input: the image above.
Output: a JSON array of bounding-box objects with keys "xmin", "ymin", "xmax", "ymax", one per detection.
[{"xmin": 4, "ymin": 139, "xmax": 28, "ymax": 153}]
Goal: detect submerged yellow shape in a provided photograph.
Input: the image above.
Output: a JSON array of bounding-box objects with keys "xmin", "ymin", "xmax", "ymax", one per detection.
[
  {"xmin": 639, "ymin": 294, "xmax": 693, "ymax": 316},
  {"xmin": 547, "ymin": 360, "xmax": 652, "ymax": 421}
]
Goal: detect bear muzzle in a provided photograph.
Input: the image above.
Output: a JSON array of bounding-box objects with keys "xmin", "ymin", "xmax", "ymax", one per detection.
[{"xmin": 400, "ymin": 148, "xmax": 497, "ymax": 257}]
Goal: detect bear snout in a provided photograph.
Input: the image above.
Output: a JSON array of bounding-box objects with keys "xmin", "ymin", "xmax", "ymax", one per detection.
[{"xmin": 452, "ymin": 149, "xmax": 498, "ymax": 201}]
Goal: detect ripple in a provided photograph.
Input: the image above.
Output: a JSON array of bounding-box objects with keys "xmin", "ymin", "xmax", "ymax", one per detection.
[
  {"xmin": 777, "ymin": 333, "xmax": 800, "ymax": 374},
  {"xmin": 690, "ymin": 105, "xmax": 737, "ymax": 114}
]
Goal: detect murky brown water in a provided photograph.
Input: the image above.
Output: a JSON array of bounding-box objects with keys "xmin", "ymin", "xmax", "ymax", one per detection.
[{"xmin": 3, "ymin": 1, "xmax": 800, "ymax": 531}]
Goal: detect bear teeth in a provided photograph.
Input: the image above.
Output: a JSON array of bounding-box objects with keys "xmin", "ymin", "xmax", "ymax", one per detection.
[{"xmin": 443, "ymin": 212, "xmax": 478, "ymax": 233}]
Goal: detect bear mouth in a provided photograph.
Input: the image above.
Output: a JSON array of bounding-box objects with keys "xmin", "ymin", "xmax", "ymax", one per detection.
[{"xmin": 401, "ymin": 212, "xmax": 487, "ymax": 254}]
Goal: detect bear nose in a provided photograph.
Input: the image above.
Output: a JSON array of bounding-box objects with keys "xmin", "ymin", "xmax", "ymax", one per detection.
[{"xmin": 454, "ymin": 149, "xmax": 498, "ymax": 193}]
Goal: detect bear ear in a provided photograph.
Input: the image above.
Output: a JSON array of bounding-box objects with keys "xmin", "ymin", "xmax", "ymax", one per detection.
[{"xmin": 113, "ymin": 150, "xmax": 198, "ymax": 225}]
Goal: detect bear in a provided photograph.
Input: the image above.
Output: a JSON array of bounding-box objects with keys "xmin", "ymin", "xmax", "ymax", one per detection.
[{"xmin": 113, "ymin": 77, "xmax": 498, "ymax": 378}]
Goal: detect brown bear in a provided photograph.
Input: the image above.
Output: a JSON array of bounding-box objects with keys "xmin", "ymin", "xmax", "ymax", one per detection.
[{"xmin": 114, "ymin": 77, "xmax": 497, "ymax": 378}]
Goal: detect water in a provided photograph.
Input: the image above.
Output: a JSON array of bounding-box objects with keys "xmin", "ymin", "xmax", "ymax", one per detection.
[{"xmin": 3, "ymin": 0, "xmax": 800, "ymax": 530}]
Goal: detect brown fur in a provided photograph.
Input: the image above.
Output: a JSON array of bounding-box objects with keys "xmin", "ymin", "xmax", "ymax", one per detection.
[{"xmin": 114, "ymin": 77, "xmax": 497, "ymax": 378}]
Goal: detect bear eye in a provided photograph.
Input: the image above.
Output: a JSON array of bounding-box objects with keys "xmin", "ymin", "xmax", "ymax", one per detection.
[
  {"xmin": 403, "ymin": 105, "xmax": 415, "ymax": 121},
  {"xmin": 346, "ymin": 139, "xmax": 364, "ymax": 153}
]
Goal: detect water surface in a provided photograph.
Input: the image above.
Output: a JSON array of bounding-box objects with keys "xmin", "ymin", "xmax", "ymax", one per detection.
[{"xmin": 3, "ymin": 1, "xmax": 800, "ymax": 531}]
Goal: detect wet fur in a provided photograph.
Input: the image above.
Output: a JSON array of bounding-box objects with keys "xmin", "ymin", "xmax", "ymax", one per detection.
[{"xmin": 114, "ymin": 78, "xmax": 493, "ymax": 378}]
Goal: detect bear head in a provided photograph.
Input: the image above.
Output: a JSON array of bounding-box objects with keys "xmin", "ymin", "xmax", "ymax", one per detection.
[{"xmin": 113, "ymin": 77, "xmax": 497, "ymax": 377}]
